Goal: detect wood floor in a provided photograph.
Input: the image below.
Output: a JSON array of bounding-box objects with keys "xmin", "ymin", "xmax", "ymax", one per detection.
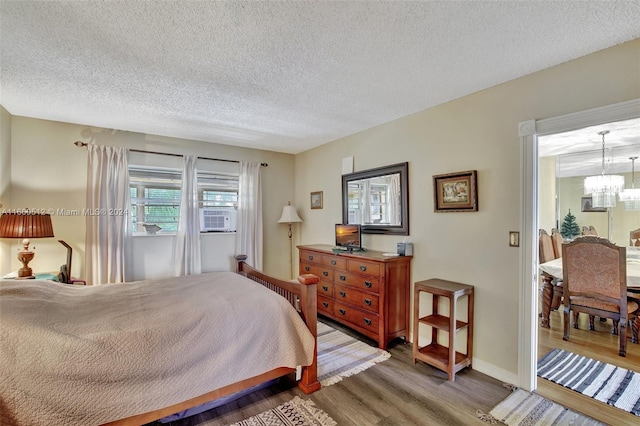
[
  {"xmin": 537, "ymin": 309, "xmax": 640, "ymax": 426},
  {"xmin": 153, "ymin": 317, "xmax": 511, "ymax": 426},
  {"xmin": 152, "ymin": 313, "xmax": 640, "ymax": 426}
]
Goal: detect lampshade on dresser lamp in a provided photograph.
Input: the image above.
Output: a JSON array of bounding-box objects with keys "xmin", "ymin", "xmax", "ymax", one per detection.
[{"xmin": 0, "ymin": 212, "xmax": 54, "ymax": 279}]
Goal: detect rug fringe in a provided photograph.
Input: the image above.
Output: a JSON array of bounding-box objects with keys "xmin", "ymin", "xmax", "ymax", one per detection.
[
  {"xmin": 476, "ymin": 409, "xmax": 498, "ymax": 424},
  {"xmin": 292, "ymin": 396, "xmax": 338, "ymax": 426},
  {"xmin": 320, "ymin": 351, "xmax": 391, "ymax": 386},
  {"xmin": 503, "ymin": 382, "xmax": 518, "ymax": 392}
]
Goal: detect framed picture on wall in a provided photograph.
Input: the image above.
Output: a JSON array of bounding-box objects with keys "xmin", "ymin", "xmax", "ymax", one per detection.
[
  {"xmin": 433, "ymin": 170, "xmax": 478, "ymax": 212},
  {"xmin": 581, "ymin": 196, "xmax": 607, "ymax": 212},
  {"xmin": 310, "ymin": 191, "xmax": 323, "ymax": 209}
]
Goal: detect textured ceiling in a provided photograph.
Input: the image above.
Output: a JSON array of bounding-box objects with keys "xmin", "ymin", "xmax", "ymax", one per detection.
[
  {"xmin": 1, "ymin": 1, "xmax": 639, "ymax": 154},
  {"xmin": 540, "ymin": 118, "xmax": 640, "ymax": 177}
]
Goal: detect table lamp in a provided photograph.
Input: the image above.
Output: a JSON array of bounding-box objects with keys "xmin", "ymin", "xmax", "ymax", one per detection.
[{"xmin": 0, "ymin": 212, "xmax": 54, "ymax": 279}]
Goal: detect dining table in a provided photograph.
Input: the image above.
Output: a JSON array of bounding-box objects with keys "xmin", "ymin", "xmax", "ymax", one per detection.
[{"xmin": 538, "ymin": 247, "xmax": 640, "ymax": 329}]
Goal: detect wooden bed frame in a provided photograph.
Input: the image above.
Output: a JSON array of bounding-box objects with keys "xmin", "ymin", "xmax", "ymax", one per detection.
[{"xmin": 105, "ymin": 255, "xmax": 320, "ymax": 425}]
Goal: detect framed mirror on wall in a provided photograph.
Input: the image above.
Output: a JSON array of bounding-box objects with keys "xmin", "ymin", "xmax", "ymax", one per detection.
[{"xmin": 341, "ymin": 162, "xmax": 409, "ymax": 235}]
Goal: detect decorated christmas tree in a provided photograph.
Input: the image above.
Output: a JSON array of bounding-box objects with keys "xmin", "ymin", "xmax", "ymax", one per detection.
[{"xmin": 560, "ymin": 209, "xmax": 581, "ymax": 239}]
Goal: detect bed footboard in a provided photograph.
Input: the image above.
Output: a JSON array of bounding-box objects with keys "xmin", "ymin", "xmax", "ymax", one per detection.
[{"xmin": 235, "ymin": 255, "xmax": 321, "ymax": 394}]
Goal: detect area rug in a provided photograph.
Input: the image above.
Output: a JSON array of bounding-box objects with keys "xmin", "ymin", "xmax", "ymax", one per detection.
[
  {"xmin": 231, "ymin": 396, "xmax": 336, "ymax": 426},
  {"xmin": 317, "ymin": 321, "xmax": 390, "ymax": 386},
  {"xmin": 484, "ymin": 388, "xmax": 604, "ymax": 425},
  {"xmin": 537, "ymin": 348, "xmax": 640, "ymax": 416}
]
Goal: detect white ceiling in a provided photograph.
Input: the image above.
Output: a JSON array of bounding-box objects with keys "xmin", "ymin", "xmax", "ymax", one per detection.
[
  {"xmin": 539, "ymin": 118, "xmax": 640, "ymax": 177},
  {"xmin": 1, "ymin": 1, "xmax": 639, "ymax": 154}
]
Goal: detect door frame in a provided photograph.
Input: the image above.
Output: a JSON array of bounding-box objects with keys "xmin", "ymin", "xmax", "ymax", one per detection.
[{"xmin": 518, "ymin": 98, "xmax": 640, "ymax": 391}]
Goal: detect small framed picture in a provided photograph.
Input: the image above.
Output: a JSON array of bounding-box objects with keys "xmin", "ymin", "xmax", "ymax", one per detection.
[
  {"xmin": 310, "ymin": 191, "xmax": 323, "ymax": 209},
  {"xmin": 581, "ymin": 196, "xmax": 607, "ymax": 212},
  {"xmin": 433, "ymin": 170, "xmax": 478, "ymax": 212}
]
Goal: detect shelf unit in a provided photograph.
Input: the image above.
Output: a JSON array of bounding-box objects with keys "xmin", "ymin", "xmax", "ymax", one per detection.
[{"xmin": 412, "ymin": 278, "xmax": 474, "ymax": 381}]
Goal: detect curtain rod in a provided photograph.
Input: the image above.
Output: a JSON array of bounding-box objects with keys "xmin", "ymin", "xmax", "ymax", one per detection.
[{"xmin": 73, "ymin": 141, "xmax": 268, "ymax": 167}]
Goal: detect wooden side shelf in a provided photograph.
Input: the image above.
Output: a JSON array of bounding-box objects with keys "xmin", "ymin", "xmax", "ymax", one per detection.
[{"xmin": 412, "ymin": 278, "xmax": 474, "ymax": 381}]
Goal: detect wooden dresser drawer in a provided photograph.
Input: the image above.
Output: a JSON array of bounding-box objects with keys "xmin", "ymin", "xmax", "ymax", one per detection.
[
  {"xmin": 318, "ymin": 281, "xmax": 334, "ymax": 298},
  {"xmin": 334, "ymin": 283, "xmax": 379, "ymax": 312},
  {"xmin": 300, "ymin": 251, "xmax": 322, "ymax": 265},
  {"xmin": 300, "ymin": 263, "xmax": 333, "ymax": 280},
  {"xmin": 318, "ymin": 295, "xmax": 333, "ymax": 315},
  {"xmin": 322, "ymin": 255, "xmax": 347, "ymax": 270},
  {"xmin": 334, "ymin": 301, "xmax": 379, "ymax": 334},
  {"xmin": 334, "ymin": 270, "xmax": 380, "ymax": 293},
  {"xmin": 347, "ymin": 259, "xmax": 380, "ymax": 276}
]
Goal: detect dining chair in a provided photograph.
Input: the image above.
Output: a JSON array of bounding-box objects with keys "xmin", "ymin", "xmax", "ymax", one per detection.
[
  {"xmin": 630, "ymin": 228, "xmax": 640, "ymax": 247},
  {"xmin": 539, "ymin": 229, "xmax": 556, "ymax": 263},
  {"xmin": 562, "ymin": 236, "xmax": 638, "ymax": 357},
  {"xmin": 539, "ymin": 229, "xmax": 564, "ymax": 315},
  {"xmin": 550, "ymin": 228, "xmax": 564, "ymax": 259},
  {"xmin": 581, "ymin": 226, "xmax": 598, "ymax": 236},
  {"xmin": 548, "ymin": 228, "xmax": 566, "ymax": 310}
]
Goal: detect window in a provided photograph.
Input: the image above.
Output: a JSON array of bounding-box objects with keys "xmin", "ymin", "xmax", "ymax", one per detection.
[{"xmin": 129, "ymin": 166, "xmax": 238, "ymax": 233}]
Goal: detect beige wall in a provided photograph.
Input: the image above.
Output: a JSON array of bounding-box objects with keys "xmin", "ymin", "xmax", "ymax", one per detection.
[
  {"xmin": 5, "ymin": 117, "xmax": 297, "ymax": 279},
  {"xmin": 538, "ymin": 156, "xmax": 557, "ymax": 234},
  {"xmin": 557, "ymin": 173, "xmax": 640, "ymax": 245},
  {"xmin": 294, "ymin": 39, "xmax": 640, "ymax": 382},
  {"xmin": 0, "ymin": 106, "xmax": 11, "ymax": 273}
]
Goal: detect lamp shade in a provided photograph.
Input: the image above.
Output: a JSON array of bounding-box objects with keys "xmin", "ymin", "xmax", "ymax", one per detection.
[
  {"xmin": 277, "ymin": 204, "xmax": 302, "ymax": 224},
  {"xmin": 0, "ymin": 213, "xmax": 55, "ymax": 239},
  {"xmin": 0, "ymin": 212, "xmax": 54, "ymax": 279}
]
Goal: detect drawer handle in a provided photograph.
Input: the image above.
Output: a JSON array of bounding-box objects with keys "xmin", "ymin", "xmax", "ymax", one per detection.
[
  {"xmin": 339, "ymin": 309, "xmax": 346, "ymax": 315},
  {"xmin": 322, "ymin": 302, "xmax": 329, "ymax": 308},
  {"xmin": 322, "ymin": 285, "xmax": 329, "ymax": 291},
  {"xmin": 323, "ymin": 271, "xmax": 329, "ymax": 277},
  {"xmin": 339, "ymin": 291, "xmax": 346, "ymax": 297},
  {"xmin": 308, "ymin": 255, "xmax": 314, "ymax": 261},
  {"xmin": 364, "ymin": 298, "xmax": 372, "ymax": 306},
  {"xmin": 364, "ymin": 281, "xmax": 372, "ymax": 288},
  {"xmin": 339, "ymin": 275, "xmax": 346, "ymax": 281},
  {"xmin": 331, "ymin": 260, "xmax": 336, "ymax": 265},
  {"xmin": 364, "ymin": 318, "xmax": 372, "ymax": 326},
  {"xmin": 360, "ymin": 265, "xmax": 367, "ymax": 271},
  {"xmin": 305, "ymin": 266, "xmax": 310, "ymax": 272}
]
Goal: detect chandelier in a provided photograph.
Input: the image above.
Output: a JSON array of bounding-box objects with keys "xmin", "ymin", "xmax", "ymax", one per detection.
[
  {"xmin": 584, "ymin": 130, "xmax": 625, "ymax": 208},
  {"xmin": 619, "ymin": 156, "xmax": 640, "ymax": 211}
]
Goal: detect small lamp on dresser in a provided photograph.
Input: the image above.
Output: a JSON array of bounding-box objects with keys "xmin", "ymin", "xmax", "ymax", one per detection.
[{"xmin": 0, "ymin": 212, "xmax": 55, "ymax": 279}]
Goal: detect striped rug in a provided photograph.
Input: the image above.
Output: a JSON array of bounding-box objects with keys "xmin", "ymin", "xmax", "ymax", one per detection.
[
  {"xmin": 317, "ymin": 321, "xmax": 390, "ymax": 386},
  {"xmin": 487, "ymin": 388, "xmax": 604, "ymax": 425},
  {"xmin": 537, "ymin": 348, "xmax": 640, "ymax": 416}
]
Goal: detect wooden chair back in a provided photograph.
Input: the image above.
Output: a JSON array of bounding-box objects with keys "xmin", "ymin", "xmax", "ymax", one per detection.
[
  {"xmin": 630, "ymin": 228, "xmax": 640, "ymax": 246},
  {"xmin": 550, "ymin": 228, "xmax": 563, "ymax": 259},
  {"xmin": 539, "ymin": 229, "xmax": 556, "ymax": 264},
  {"xmin": 561, "ymin": 236, "xmax": 631, "ymax": 356}
]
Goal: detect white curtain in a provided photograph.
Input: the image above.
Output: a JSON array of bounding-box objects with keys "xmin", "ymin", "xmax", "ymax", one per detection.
[
  {"xmin": 85, "ymin": 145, "xmax": 130, "ymax": 285},
  {"xmin": 235, "ymin": 162, "xmax": 263, "ymax": 270},
  {"xmin": 173, "ymin": 155, "xmax": 202, "ymax": 276},
  {"xmin": 362, "ymin": 180, "xmax": 371, "ymax": 224},
  {"xmin": 388, "ymin": 174, "xmax": 401, "ymax": 225}
]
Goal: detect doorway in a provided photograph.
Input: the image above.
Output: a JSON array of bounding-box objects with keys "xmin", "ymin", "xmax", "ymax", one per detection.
[{"xmin": 518, "ymin": 98, "xmax": 640, "ymax": 392}]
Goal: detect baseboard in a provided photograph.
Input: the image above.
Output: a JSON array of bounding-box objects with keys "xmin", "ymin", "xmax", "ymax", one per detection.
[{"xmin": 472, "ymin": 358, "xmax": 519, "ymax": 387}]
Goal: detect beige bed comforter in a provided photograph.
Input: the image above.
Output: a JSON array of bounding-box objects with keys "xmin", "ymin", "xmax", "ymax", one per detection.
[{"xmin": 0, "ymin": 272, "xmax": 315, "ymax": 425}]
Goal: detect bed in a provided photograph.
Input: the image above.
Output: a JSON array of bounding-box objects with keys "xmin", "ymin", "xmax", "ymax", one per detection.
[{"xmin": 0, "ymin": 255, "xmax": 320, "ymax": 425}]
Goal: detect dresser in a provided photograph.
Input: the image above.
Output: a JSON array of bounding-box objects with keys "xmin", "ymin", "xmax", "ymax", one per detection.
[{"xmin": 298, "ymin": 244, "xmax": 412, "ymax": 349}]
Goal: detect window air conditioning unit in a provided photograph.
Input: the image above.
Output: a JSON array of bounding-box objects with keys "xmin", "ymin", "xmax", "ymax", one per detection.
[{"xmin": 200, "ymin": 208, "xmax": 237, "ymax": 232}]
